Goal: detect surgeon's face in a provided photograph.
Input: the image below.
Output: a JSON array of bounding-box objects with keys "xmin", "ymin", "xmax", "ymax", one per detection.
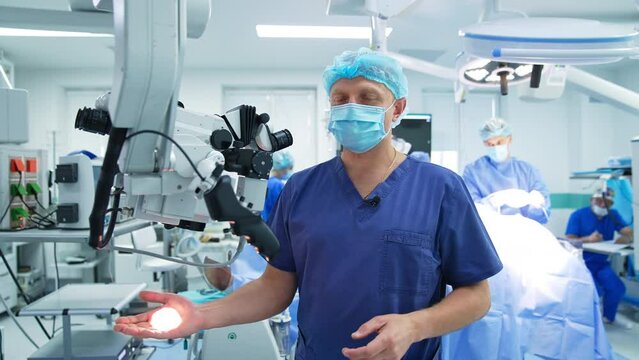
[
  {"xmin": 484, "ymin": 135, "xmax": 511, "ymax": 147},
  {"xmin": 330, "ymin": 77, "xmax": 406, "ymax": 131},
  {"xmin": 591, "ymin": 197, "xmax": 613, "ymax": 208}
]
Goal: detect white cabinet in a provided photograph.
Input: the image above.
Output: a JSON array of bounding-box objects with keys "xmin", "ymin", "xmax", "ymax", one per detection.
[{"xmin": 113, "ymin": 234, "xmax": 161, "ymax": 291}]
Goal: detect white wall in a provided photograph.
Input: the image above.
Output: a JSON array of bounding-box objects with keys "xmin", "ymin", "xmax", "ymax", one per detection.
[
  {"xmin": 15, "ymin": 67, "xmax": 437, "ymax": 167},
  {"xmin": 15, "ymin": 68, "xmax": 334, "ymax": 165},
  {"xmin": 610, "ymin": 65, "xmax": 639, "ymax": 155}
]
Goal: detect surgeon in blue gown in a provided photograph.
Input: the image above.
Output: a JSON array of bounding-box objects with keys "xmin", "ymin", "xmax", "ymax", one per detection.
[
  {"xmin": 262, "ymin": 151, "xmax": 294, "ymax": 222},
  {"xmin": 114, "ymin": 48, "xmax": 503, "ymax": 360},
  {"xmin": 462, "ymin": 117, "xmax": 551, "ymax": 224}
]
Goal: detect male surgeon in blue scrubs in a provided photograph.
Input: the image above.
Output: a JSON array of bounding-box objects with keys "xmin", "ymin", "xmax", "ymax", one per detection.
[
  {"xmin": 566, "ymin": 189, "xmax": 634, "ymax": 329},
  {"xmin": 114, "ymin": 48, "xmax": 503, "ymax": 360},
  {"xmin": 463, "ymin": 117, "xmax": 551, "ymax": 224}
]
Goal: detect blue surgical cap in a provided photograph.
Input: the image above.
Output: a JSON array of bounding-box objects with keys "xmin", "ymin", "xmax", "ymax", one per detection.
[
  {"xmin": 322, "ymin": 48, "xmax": 408, "ymax": 100},
  {"xmin": 479, "ymin": 117, "xmax": 512, "ymax": 141},
  {"xmin": 272, "ymin": 151, "xmax": 294, "ymax": 171}
]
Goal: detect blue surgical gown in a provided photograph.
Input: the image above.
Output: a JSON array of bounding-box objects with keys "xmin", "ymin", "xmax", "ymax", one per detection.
[
  {"xmin": 268, "ymin": 156, "xmax": 503, "ymax": 360},
  {"xmin": 462, "ymin": 155, "xmax": 551, "ymax": 224},
  {"xmin": 262, "ymin": 177, "xmax": 286, "ymax": 222}
]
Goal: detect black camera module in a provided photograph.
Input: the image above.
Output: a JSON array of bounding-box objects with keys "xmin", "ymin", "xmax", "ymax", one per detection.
[
  {"xmin": 75, "ymin": 107, "xmax": 112, "ymax": 135},
  {"xmin": 270, "ymin": 129, "xmax": 293, "ymax": 151}
]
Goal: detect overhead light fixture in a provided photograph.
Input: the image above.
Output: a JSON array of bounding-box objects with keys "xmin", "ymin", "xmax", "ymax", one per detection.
[
  {"xmin": 485, "ymin": 71, "xmax": 514, "ymax": 83},
  {"xmin": 459, "ymin": 18, "xmax": 639, "ymax": 65},
  {"xmin": 458, "ymin": 57, "xmax": 533, "ymax": 95},
  {"xmin": 465, "ymin": 68, "xmax": 489, "ymax": 82},
  {"xmin": 514, "ymin": 64, "xmax": 533, "ymax": 77},
  {"xmin": 0, "ymin": 27, "xmax": 112, "ymax": 37},
  {"xmin": 256, "ymin": 25, "xmax": 392, "ymax": 39}
]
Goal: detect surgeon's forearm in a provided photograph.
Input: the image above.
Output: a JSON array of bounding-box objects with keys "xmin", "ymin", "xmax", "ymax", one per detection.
[
  {"xmin": 406, "ymin": 280, "xmax": 491, "ymax": 341},
  {"xmin": 567, "ymin": 235, "xmax": 598, "ymax": 243},
  {"xmin": 616, "ymin": 228, "xmax": 633, "ymax": 244},
  {"xmin": 196, "ymin": 266, "xmax": 296, "ymax": 330}
]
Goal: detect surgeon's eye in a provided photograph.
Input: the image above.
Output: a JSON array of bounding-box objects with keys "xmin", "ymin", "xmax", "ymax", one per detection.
[
  {"xmin": 358, "ymin": 93, "xmax": 384, "ymax": 106},
  {"xmin": 330, "ymin": 96, "xmax": 348, "ymax": 106}
]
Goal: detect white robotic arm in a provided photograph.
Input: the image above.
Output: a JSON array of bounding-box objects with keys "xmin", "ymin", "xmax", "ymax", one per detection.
[{"xmin": 76, "ymin": 0, "xmax": 292, "ymax": 261}]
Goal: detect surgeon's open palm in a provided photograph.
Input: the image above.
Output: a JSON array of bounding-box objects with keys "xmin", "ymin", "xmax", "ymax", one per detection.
[{"xmin": 114, "ymin": 291, "xmax": 204, "ymax": 339}]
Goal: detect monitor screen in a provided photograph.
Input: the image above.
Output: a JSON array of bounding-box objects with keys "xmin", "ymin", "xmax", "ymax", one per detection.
[{"xmin": 393, "ymin": 113, "xmax": 432, "ymax": 155}]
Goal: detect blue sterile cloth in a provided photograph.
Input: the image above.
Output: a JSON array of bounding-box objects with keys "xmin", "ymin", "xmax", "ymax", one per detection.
[{"xmin": 442, "ymin": 205, "xmax": 613, "ymax": 360}]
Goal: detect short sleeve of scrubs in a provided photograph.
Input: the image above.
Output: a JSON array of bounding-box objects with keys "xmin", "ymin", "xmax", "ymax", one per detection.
[
  {"xmin": 267, "ymin": 184, "xmax": 296, "ymax": 273},
  {"xmin": 439, "ymin": 176, "xmax": 503, "ymax": 287},
  {"xmin": 565, "ymin": 211, "xmax": 583, "ymax": 237}
]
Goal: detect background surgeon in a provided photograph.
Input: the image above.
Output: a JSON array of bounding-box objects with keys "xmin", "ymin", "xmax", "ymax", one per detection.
[
  {"xmin": 565, "ymin": 188, "xmax": 634, "ymax": 329},
  {"xmin": 262, "ymin": 151, "xmax": 294, "ymax": 221},
  {"xmin": 114, "ymin": 48, "xmax": 503, "ymax": 360},
  {"xmin": 463, "ymin": 117, "xmax": 551, "ymax": 224}
]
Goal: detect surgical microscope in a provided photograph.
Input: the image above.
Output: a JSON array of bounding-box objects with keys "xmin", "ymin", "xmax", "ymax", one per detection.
[{"xmin": 79, "ymin": 0, "xmax": 292, "ymax": 265}]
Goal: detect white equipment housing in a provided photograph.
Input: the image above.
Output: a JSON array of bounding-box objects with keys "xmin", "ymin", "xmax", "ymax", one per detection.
[
  {"xmin": 200, "ymin": 321, "xmax": 282, "ymax": 360},
  {"xmin": 0, "ymin": 88, "xmax": 28, "ymax": 144}
]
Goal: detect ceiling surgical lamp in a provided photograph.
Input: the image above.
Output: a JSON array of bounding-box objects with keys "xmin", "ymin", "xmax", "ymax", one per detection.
[
  {"xmin": 458, "ymin": 57, "xmax": 537, "ymax": 95},
  {"xmin": 458, "ymin": 17, "xmax": 639, "ymax": 95}
]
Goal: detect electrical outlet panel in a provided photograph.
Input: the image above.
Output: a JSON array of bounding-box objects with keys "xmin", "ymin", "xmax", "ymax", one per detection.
[{"xmin": 0, "ymin": 148, "xmax": 48, "ymax": 230}]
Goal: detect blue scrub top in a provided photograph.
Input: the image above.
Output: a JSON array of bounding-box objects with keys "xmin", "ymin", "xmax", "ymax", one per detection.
[
  {"xmin": 262, "ymin": 177, "xmax": 286, "ymax": 221},
  {"xmin": 268, "ymin": 156, "xmax": 503, "ymax": 360},
  {"xmin": 462, "ymin": 155, "xmax": 551, "ymax": 224},
  {"xmin": 566, "ymin": 207, "xmax": 628, "ymax": 266}
]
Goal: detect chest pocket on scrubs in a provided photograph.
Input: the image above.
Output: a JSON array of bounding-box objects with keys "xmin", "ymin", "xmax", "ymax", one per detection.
[{"xmin": 380, "ymin": 230, "xmax": 435, "ymax": 294}]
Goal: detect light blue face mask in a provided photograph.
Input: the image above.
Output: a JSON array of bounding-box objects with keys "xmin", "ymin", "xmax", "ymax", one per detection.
[
  {"xmin": 488, "ymin": 144, "xmax": 509, "ymax": 163},
  {"xmin": 328, "ymin": 102, "xmax": 395, "ymax": 153}
]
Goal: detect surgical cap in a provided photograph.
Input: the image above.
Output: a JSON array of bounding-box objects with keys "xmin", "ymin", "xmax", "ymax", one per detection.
[
  {"xmin": 272, "ymin": 151, "xmax": 294, "ymax": 171},
  {"xmin": 322, "ymin": 48, "xmax": 408, "ymax": 100},
  {"xmin": 409, "ymin": 151, "xmax": 430, "ymax": 163},
  {"xmin": 479, "ymin": 117, "xmax": 512, "ymax": 141},
  {"xmin": 592, "ymin": 188, "xmax": 614, "ymax": 200}
]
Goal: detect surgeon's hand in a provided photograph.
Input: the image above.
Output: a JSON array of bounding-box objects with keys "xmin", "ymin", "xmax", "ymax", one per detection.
[
  {"xmin": 586, "ymin": 231, "xmax": 603, "ymax": 243},
  {"xmin": 114, "ymin": 291, "xmax": 204, "ymax": 339},
  {"xmin": 615, "ymin": 235, "xmax": 632, "ymax": 244},
  {"xmin": 342, "ymin": 314, "xmax": 417, "ymax": 360}
]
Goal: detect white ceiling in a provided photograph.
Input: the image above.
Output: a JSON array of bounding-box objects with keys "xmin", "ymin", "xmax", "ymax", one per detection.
[{"xmin": 0, "ymin": 0, "xmax": 637, "ymax": 71}]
